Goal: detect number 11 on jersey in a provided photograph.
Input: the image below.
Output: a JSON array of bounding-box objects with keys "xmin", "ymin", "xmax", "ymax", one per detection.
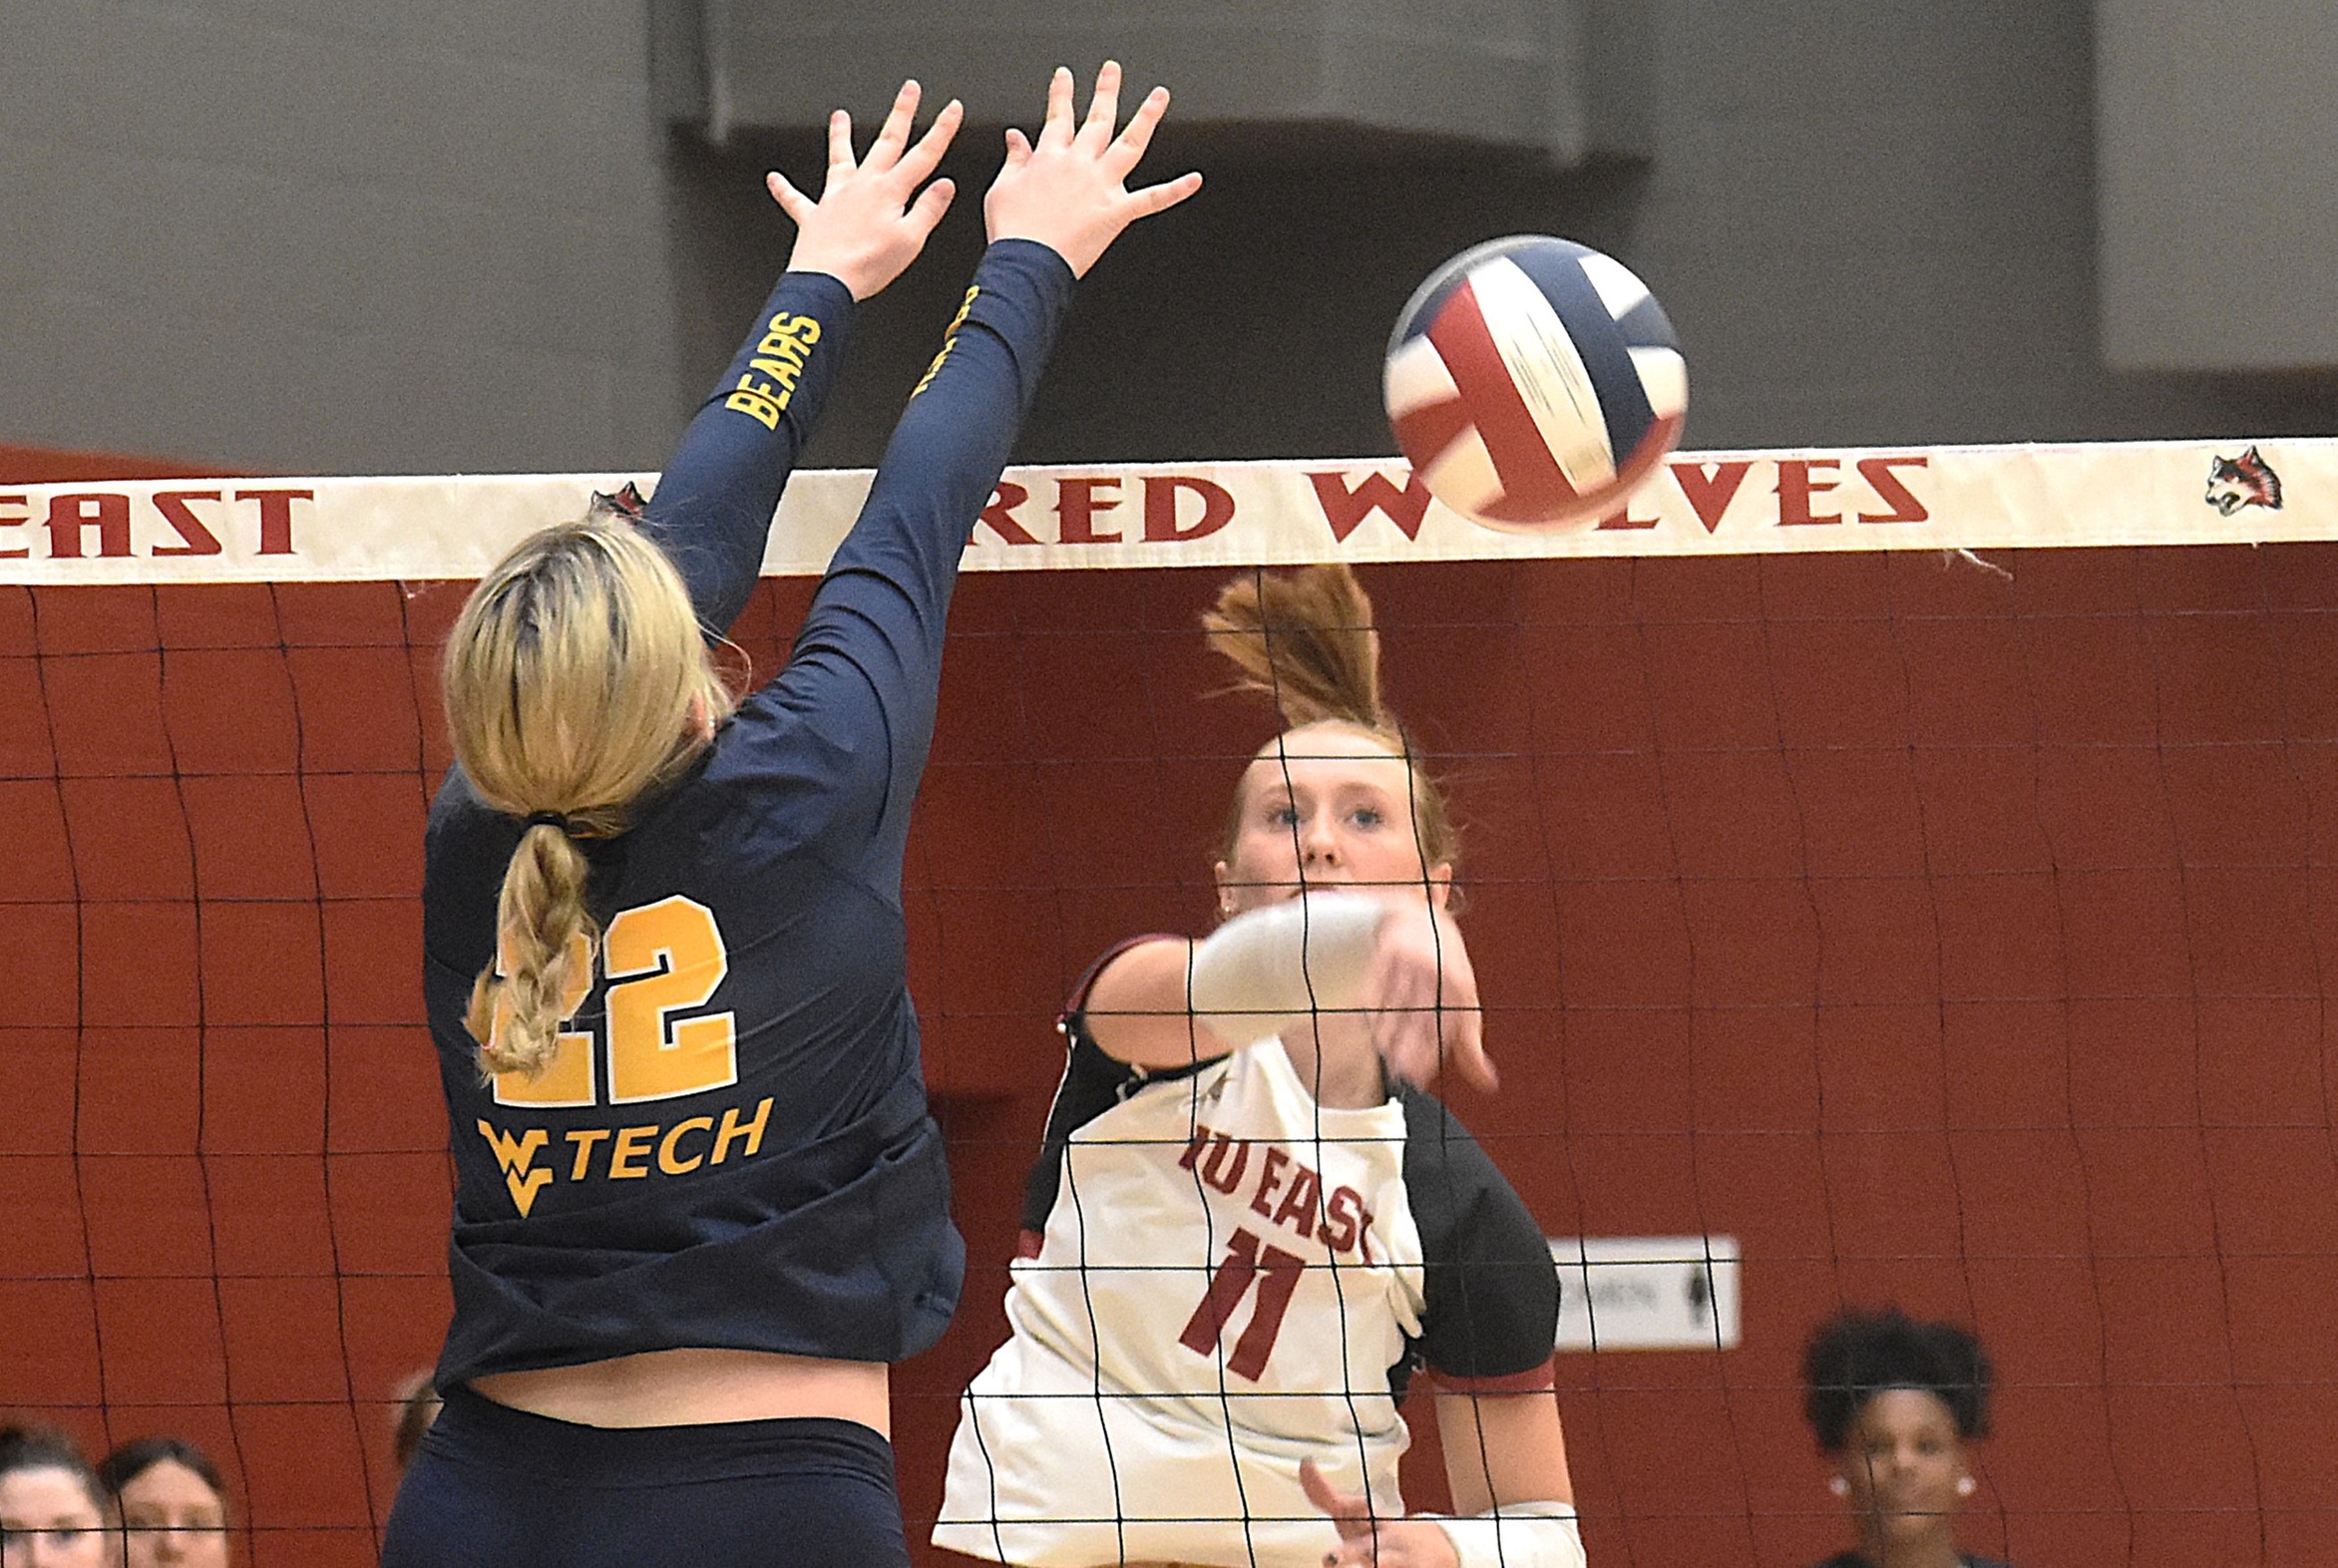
[{"xmin": 1178, "ymin": 1226, "xmax": 1307, "ymax": 1381}]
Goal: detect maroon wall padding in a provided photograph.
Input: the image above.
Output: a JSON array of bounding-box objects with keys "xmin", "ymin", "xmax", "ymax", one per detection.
[{"xmin": 4, "ymin": 546, "xmax": 2334, "ymax": 1566}]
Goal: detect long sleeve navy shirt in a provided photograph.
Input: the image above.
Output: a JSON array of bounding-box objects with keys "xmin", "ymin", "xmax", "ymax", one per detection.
[{"xmin": 422, "ymin": 240, "xmax": 1076, "ymax": 1383}]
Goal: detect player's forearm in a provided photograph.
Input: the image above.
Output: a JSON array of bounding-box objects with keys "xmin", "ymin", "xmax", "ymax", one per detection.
[
  {"xmin": 799, "ymin": 238, "xmax": 1074, "ymax": 804},
  {"xmin": 643, "ymin": 270, "xmax": 858, "ymax": 637},
  {"xmin": 820, "ymin": 238, "xmax": 1071, "ymax": 614},
  {"xmin": 1187, "ymin": 893, "xmax": 1382, "ymax": 1046}
]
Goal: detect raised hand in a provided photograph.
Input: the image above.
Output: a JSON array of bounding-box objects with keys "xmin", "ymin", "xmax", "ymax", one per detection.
[
  {"xmin": 985, "ymin": 62, "xmax": 1202, "ymax": 277},
  {"xmin": 1301, "ymin": 1459, "xmax": 1461, "ymax": 1568},
  {"xmin": 1363, "ymin": 899, "xmax": 1493, "ymax": 1093},
  {"xmin": 767, "ymin": 79, "xmax": 962, "ymax": 300}
]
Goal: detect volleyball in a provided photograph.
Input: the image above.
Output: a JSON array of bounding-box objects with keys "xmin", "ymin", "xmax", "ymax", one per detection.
[{"xmin": 1384, "ymin": 235, "xmax": 1687, "ymax": 530}]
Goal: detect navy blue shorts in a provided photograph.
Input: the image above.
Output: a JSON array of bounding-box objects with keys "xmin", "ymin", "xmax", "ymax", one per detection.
[{"xmin": 381, "ymin": 1385, "xmax": 911, "ymax": 1568}]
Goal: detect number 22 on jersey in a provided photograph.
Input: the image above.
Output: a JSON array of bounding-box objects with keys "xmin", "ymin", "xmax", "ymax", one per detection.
[{"xmin": 488, "ymin": 895, "xmax": 738, "ymax": 1108}]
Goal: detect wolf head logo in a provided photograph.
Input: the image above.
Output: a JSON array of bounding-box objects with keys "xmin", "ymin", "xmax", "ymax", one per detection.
[{"xmin": 2205, "ymin": 446, "xmax": 2282, "ymax": 516}]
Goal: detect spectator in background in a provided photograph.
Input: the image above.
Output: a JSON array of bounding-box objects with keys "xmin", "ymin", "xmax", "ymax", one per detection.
[
  {"xmin": 95, "ymin": 1440, "xmax": 228, "ymax": 1568},
  {"xmin": 1802, "ymin": 1309, "xmax": 2011, "ymax": 1568},
  {"xmin": 389, "ymin": 1373, "xmax": 441, "ymax": 1475},
  {"xmin": 0, "ymin": 1424, "xmax": 108, "ymax": 1568}
]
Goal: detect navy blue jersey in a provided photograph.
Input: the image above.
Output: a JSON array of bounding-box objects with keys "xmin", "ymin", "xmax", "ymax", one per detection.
[{"xmin": 423, "ymin": 240, "xmax": 1076, "ymax": 1386}]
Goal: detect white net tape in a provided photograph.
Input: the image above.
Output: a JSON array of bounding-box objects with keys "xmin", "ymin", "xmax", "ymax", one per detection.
[{"xmin": 0, "ymin": 437, "xmax": 2324, "ymax": 585}]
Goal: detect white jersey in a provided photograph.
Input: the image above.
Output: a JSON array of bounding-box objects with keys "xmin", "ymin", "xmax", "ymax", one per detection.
[{"xmin": 937, "ymin": 996, "xmax": 1559, "ymax": 1568}]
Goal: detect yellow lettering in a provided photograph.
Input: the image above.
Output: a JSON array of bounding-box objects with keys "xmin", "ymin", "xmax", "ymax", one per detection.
[
  {"xmin": 748, "ymin": 356, "xmax": 803, "ymax": 388},
  {"xmin": 712, "ymin": 1097, "xmax": 772, "ymax": 1164},
  {"xmin": 608, "ymin": 1124, "xmax": 657, "ymax": 1179},
  {"xmin": 604, "ymin": 896, "xmax": 737, "ymax": 1104},
  {"xmin": 753, "ymin": 332, "xmax": 808, "ymax": 367},
  {"xmin": 724, "ymin": 389, "xmax": 781, "ymax": 430},
  {"xmin": 912, "ymin": 285, "xmax": 979, "ymax": 398},
  {"xmin": 658, "ymin": 1116, "xmax": 714, "ymax": 1175},
  {"xmin": 476, "ymin": 1121, "xmax": 553, "ymax": 1218},
  {"xmin": 760, "ymin": 311, "xmax": 820, "ymax": 345},
  {"xmin": 564, "ymin": 1126, "xmax": 611, "ymax": 1180}
]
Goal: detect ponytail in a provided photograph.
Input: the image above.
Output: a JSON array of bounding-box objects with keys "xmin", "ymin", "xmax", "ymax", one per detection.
[
  {"xmin": 462, "ymin": 824, "xmax": 596, "ymax": 1076},
  {"xmin": 1201, "ymin": 563, "xmax": 1384, "ymax": 731},
  {"xmin": 442, "ymin": 512, "xmax": 731, "ymax": 1080}
]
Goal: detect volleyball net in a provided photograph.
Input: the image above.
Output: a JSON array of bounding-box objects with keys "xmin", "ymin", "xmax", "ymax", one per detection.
[{"xmin": 3, "ymin": 439, "xmax": 2334, "ymax": 1567}]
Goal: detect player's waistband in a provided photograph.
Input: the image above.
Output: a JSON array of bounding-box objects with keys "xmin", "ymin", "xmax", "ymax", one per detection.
[{"xmin": 431, "ymin": 1382, "xmax": 897, "ymax": 1486}]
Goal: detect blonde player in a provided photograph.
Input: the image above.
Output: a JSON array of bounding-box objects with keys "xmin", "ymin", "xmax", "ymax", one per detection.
[
  {"xmin": 936, "ymin": 567, "xmax": 1582, "ymax": 1568},
  {"xmin": 385, "ymin": 65, "xmax": 1198, "ymax": 1568}
]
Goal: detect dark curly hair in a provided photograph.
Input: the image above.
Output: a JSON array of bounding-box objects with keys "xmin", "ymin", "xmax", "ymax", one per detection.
[{"xmin": 1803, "ymin": 1308, "xmax": 1993, "ymax": 1452}]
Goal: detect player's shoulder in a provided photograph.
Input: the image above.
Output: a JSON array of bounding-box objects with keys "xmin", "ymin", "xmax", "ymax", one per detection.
[
  {"xmin": 1396, "ymin": 1088, "xmax": 1543, "ymax": 1258},
  {"xmin": 1395, "ymin": 1088, "xmax": 1497, "ymax": 1180},
  {"xmin": 687, "ymin": 695, "xmax": 889, "ymax": 859}
]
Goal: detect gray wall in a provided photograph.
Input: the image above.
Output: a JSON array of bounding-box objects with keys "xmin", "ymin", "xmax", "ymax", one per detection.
[
  {"xmin": 4, "ymin": 1, "xmax": 2332, "ymax": 477},
  {"xmin": 0, "ymin": 0, "xmax": 684, "ymax": 475},
  {"xmin": 2098, "ymin": 0, "xmax": 2338, "ymax": 370}
]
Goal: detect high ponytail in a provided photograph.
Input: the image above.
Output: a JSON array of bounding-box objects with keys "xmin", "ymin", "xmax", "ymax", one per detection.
[
  {"xmin": 1201, "ymin": 564, "xmax": 1384, "ymax": 731},
  {"xmin": 442, "ymin": 512, "xmax": 733, "ymax": 1080},
  {"xmin": 1202, "ymin": 564, "xmax": 1460, "ymax": 879}
]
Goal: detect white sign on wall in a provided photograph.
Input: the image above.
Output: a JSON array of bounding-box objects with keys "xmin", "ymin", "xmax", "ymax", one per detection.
[{"xmin": 1550, "ymin": 1235, "xmax": 1741, "ymax": 1353}]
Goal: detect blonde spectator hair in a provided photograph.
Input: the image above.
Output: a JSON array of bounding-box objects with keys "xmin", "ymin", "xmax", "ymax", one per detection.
[
  {"xmin": 441, "ymin": 512, "xmax": 734, "ymax": 1079},
  {"xmin": 1201, "ymin": 563, "xmax": 1459, "ymax": 882}
]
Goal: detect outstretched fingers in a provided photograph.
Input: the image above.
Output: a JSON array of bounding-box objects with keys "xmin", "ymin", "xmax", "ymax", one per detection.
[
  {"xmin": 1126, "ymin": 169, "xmax": 1204, "ymax": 218},
  {"xmin": 1105, "ymin": 85, "xmax": 1171, "ymax": 176},
  {"xmin": 983, "ymin": 61, "xmax": 1200, "ymax": 276},
  {"xmin": 764, "ymin": 170, "xmax": 817, "ymax": 228},
  {"xmin": 1108, "ymin": 83, "xmax": 1200, "ymax": 219},
  {"xmin": 903, "ymin": 176, "xmax": 957, "ymax": 242},
  {"xmin": 825, "ymin": 108, "xmax": 855, "ymax": 181},
  {"xmin": 1078, "ymin": 59, "xmax": 1124, "ymax": 148},
  {"xmin": 865, "ymin": 78, "xmax": 923, "ymax": 172},
  {"xmin": 1038, "ymin": 65, "xmax": 1078, "ymax": 149},
  {"xmin": 775, "ymin": 80, "xmax": 964, "ymax": 298},
  {"xmin": 894, "ymin": 97, "xmax": 963, "ymax": 189}
]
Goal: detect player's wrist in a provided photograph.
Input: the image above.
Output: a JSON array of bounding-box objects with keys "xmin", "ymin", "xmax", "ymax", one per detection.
[
  {"xmin": 1419, "ymin": 1504, "xmax": 1584, "ymax": 1568},
  {"xmin": 981, "ymin": 228, "xmax": 1077, "ymax": 272},
  {"xmin": 782, "ymin": 245, "xmax": 883, "ymax": 300}
]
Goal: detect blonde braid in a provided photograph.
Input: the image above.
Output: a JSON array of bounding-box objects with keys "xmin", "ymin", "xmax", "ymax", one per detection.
[{"xmin": 444, "ymin": 515, "xmax": 731, "ymax": 1080}]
